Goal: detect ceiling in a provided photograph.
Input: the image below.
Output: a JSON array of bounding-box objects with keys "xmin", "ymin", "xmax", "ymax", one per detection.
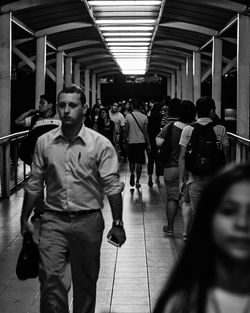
[{"xmin": 1, "ymin": 0, "xmax": 249, "ymax": 82}]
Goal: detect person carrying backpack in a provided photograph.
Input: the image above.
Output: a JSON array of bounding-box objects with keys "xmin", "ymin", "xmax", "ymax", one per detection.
[
  {"xmin": 15, "ymin": 94, "xmax": 61, "ymax": 222},
  {"xmin": 179, "ymin": 96, "xmax": 229, "ymax": 221}
]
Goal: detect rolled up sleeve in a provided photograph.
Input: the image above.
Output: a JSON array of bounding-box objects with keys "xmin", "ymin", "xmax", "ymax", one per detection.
[
  {"xmin": 24, "ymin": 138, "xmax": 46, "ymax": 196},
  {"xmin": 97, "ymin": 139, "xmax": 124, "ymax": 195}
]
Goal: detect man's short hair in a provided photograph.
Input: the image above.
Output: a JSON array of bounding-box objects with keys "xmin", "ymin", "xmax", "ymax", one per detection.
[
  {"xmin": 58, "ymin": 84, "xmax": 86, "ymax": 106},
  {"xmin": 196, "ymin": 96, "xmax": 216, "ymax": 118},
  {"xmin": 40, "ymin": 94, "xmax": 53, "ymax": 104},
  {"xmin": 168, "ymin": 98, "xmax": 181, "ymax": 118},
  {"xmin": 130, "ymin": 98, "xmax": 142, "ymax": 110}
]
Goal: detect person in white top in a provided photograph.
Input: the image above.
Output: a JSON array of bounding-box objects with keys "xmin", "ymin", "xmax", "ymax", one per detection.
[
  {"xmin": 109, "ymin": 102, "xmax": 126, "ymax": 159},
  {"xmin": 153, "ymin": 163, "xmax": 250, "ymax": 313}
]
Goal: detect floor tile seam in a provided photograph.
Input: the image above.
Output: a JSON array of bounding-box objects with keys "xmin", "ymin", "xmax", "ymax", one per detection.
[{"xmin": 140, "ymin": 189, "xmax": 154, "ymax": 313}]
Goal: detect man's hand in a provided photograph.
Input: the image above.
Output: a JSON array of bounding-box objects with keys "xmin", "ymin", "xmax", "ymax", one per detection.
[
  {"xmin": 107, "ymin": 226, "xmax": 126, "ymax": 247},
  {"xmin": 20, "ymin": 220, "xmax": 33, "ymax": 236}
]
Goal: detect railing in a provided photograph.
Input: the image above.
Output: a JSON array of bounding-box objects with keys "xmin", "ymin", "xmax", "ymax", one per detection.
[
  {"xmin": 0, "ymin": 130, "xmax": 30, "ymax": 199},
  {"xmin": 227, "ymin": 132, "xmax": 250, "ymax": 163},
  {"xmin": 0, "ymin": 130, "xmax": 249, "ymax": 199}
]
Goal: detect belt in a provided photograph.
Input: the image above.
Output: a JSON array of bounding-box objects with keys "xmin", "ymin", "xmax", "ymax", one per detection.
[{"xmin": 44, "ymin": 209, "xmax": 100, "ymax": 217}]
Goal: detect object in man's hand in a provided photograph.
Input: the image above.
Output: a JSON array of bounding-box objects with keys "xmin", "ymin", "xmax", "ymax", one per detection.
[
  {"xmin": 16, "ymin": 232, "xmax": 39, "ymax": 280},
  {"xmin": 108, "ymin": 235, "xmax": 121, "ymax": 247}
]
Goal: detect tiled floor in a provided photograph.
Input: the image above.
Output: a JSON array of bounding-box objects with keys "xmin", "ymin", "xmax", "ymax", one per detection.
[{"xmin": 0, "ymin": 161, "xmax": 185, "ymax": 313}]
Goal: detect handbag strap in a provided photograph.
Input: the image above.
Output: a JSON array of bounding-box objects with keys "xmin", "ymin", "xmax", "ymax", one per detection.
[{"xmin": 130, "ymin": 112, "xmax": 145, "ymax": 136}]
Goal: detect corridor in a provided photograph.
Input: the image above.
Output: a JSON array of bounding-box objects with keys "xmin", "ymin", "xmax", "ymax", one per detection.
[{"xmin": 0, "ymin": 161, "xmax": 185, "ymax": 313}]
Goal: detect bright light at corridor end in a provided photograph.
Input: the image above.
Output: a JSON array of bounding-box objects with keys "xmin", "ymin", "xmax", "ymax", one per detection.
[{"xmin": 87, "ymin": 0, "xmax": 163, "ymax": 75}]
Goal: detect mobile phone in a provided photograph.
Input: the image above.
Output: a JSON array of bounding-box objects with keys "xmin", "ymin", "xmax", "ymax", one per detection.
[{"xmin": 108, "ymin": 235, "xmax": 121, "ymax": 247}]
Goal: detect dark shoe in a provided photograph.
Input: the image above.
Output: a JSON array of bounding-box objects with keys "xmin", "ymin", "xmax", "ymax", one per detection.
[
  {"xmin": 31, "ymin": 213, "xmax": 42, "ymax": 223},
  {"xmin": 163, "ymin": 225, "xmax": 174, "ymax": 236},
  {"xmin": 183, "ymin": 233, "xmax": 188, "ymax": 241},
  {"xmin": 130, "ymin": 174, "xmax": 135, "ymax": 187},
  {"xmin": 135, "ymin": 182, "xmax": 141, "ymax": 189},
  {"xmin": 148, "ymin": 178, "xmax": 153, "ymax": 187}
]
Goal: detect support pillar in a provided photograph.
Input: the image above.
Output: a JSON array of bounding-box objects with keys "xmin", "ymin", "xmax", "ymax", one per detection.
[
  {"xmin": 84, "ymin": 69, "xmax": 90, "ymax": 107},
  {"xmin": 181, "ymin": 63, "xmax": 187, "ymax": 100},
  {"xmin": 35, "ymin": 36, "xmax": 46, "ymax": 108},
  {"xmin": 65, "ymin": 57, "xmax": 72, "ymax": 87},
  {"xmin": 193, "ymin": 51, "xmax": 201, "ymax": 103},
  {"xmin": 74, "ymin": 63, "xmax": 80, "ymax": 86},
  {"xmin": 171, "ymin": 73, "xmax": 176, "ymax": 98},
  {"xmin": 176, "ymin": 69, "xmax": 182, "ymax": 99},
  {"xmin": 186, "ymin": 57, "xmax": 193, "ymax": 102},
  {"xmin": 167, "ymin": 76, "xmax": 171, "ymax": 96},
  {"xmin": 212, "ymin": 37, "xmax": 222, "ymax": 118},
  {"xmin": 97, "ymin": 77, "xmax": 101, "ymax": 99},
  {"xmin": 56, "ymin": 51, "xmax": 64, "ymax": 98},
  {"xmin": 0, "ymin": 13, "xmax": 11, "ymax": 197},
  {"xmin": 91, "ymin": 73, "xmax": 96, "ymax": 106},
  {"xmin": 236, "ymin": 14, "xmax": 250, "ymax": 144}
]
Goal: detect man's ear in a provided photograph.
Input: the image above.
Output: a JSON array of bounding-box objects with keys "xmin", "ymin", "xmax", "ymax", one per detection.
[{"xmin": 48, "ymin": 102, "xmax": 53, "ymax": 109}]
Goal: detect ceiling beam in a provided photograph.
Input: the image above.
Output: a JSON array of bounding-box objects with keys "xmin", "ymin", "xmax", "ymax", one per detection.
[
  {"xmin": 13, "ymin": 47, "xmax": 55, "ymax": 81},
  {"xmin": 154, "ymin": 40, "xmax": 199, "ymax": 51},
  {"xmin": 0, "ymin": 0, "xmax": 68, "ymax": 13},
  {"xmin": 68, "ymin": 48, "xmax": 106, "ymax": 57},
  {"xmin": 181, "ymin": 0, "xmax": 247, "ymax": 13},
  {"xmin": 151, "ymin": 54, "xmax": 185, "ymax": 64},
  {"xmin": 222, "ymin": 57, "xmax": 237, "ymax": 76},
  {"xmin": 58, "ymin": 40, "xmax": 100, "ymax": 51},
  {"xmin": 36, "ymin": 22, "xmax": 92, "ymax": 37},
  {"xmin": 160, "ymin": 22, "xmax": 217, "ymax": 36},
  {"xmin": 77, "ymin": 55, "xmax": 112, "ymax": 63},
  {"xmin": 150, "ymin": 61, "xmax": 179, "ymax": 70}
]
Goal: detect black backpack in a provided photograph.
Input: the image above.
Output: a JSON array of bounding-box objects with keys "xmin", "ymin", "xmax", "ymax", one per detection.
[
  {"xmin": 19, "ymin": 116, "xmax": 58, "ymax": 165},
  {"xmin": 185, "ymin": 122, "xmax": 225, "ymax": 176},
  {"xmin": 157, "ymin": 122, "xmax": 174, "ymax": 166}
]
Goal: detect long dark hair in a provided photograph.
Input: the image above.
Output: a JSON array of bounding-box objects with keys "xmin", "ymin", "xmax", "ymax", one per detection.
[{"xmin": 154, "ymin": 162, "xmax": 250, "ymax": 313}]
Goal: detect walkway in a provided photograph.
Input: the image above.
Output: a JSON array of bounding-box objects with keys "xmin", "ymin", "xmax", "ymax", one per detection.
[{"xmin": 0, "ymin": 161, "xmax": 185, "ymax": 313}]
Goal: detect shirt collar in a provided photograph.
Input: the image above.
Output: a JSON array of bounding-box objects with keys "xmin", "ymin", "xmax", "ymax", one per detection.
[
  {"xmin": 197, "ymin": 117, "xmax": 213, "ymax": 123},
  {"xmin": 53, "ymin": 123, "xmax": 86, "ymax": 144}
]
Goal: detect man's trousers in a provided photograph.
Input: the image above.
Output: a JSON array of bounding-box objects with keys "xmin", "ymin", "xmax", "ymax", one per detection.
[{"xmin": 38, "ymin": 210, "xmax": 105, "ymax": 313}]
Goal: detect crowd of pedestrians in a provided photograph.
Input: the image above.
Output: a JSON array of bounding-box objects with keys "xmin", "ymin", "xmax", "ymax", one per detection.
[{"xmin": 17, "ymin": 86, "xmax": 250, "ymax": 313}]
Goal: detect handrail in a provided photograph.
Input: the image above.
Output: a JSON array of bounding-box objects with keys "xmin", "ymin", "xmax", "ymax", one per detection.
[
  {"xmin": 227, "ymin": 132, "xmax": 250, "ymax": 145},
  {"xmin": 226, "ymin": 131, "xmax": 250, "ymax": 163},
  {"xmin": 0, "ymin": 130, "xmax": 29, "ymax": 144},
  {"xmin": 0, "ymin": 130, "xmax": 30, "ymax": 198}
]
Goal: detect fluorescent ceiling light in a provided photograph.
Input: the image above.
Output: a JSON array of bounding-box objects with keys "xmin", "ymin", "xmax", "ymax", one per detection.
[
  {"xmin": 122, "ymin": 70, "xmax": 146, "ymax": 75},
  {"xmin": 103, "ymin": 32, "xmax": 152, "ymax": 36},
  {"xmin": 88, "ymin": 1, "xmax": 161, "ymax": 6},
  {"xmin": 100, "ymin": 26, "xmax": 154, "ymax": 31},
  {"xmin": 96, "ymin": 19, "xmax": 156, "ymax": 24},
  {"xmin": 109, "ymin": 47, "xmax": 149, "ymax": 50},
  {"xmin": 113, "ymin": 55, "xmax": 148, "ymax": 58},
  {"xmin": 105, "ymin": 37, "xmax": 151, "ymax": 42},
  {"xmin": 107, "ymin": 42, "xmax": 150, "ymax": 46},
  {"xmin": 113, "ymin": 52, "xmax": 147, "ymax": 55}
]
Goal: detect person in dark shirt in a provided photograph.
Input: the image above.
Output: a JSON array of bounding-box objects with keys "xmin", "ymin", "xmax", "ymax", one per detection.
[{"xmin": 147, "ymin": 101, "xmax": 163, "ymax": 186}]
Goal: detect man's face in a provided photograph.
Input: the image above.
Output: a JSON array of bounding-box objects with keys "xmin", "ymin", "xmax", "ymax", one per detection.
[
  {"xmin": 57, "ymin": 92, "xmax": 85, "ymax": 127},
  {"xmin": 39, "ymin": 98, "xmax": 52, "ymax": 113},
  {"xmin": 112, "ymin": 103, "xmax": 119, "ymax": 113}
]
